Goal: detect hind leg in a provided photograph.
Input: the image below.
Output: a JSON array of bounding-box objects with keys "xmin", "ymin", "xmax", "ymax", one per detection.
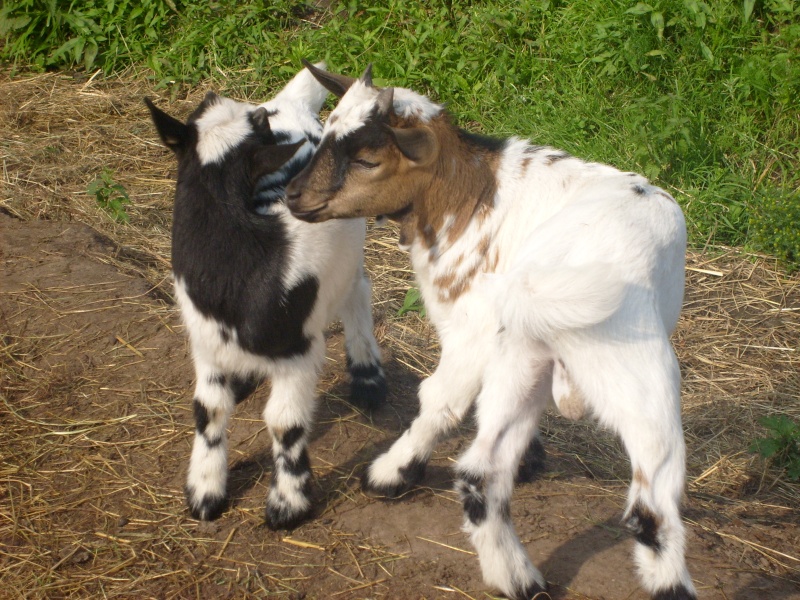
[
  {"xmin": 339, "ymin": 270, "xmax": 386, "ymax": 410},
  {"xmin": 263, "ymin": 335, "xmax": 325, "ymax": 530},
  {"xmin": 186, "ymin": 360, "xmax": 259, "ymax": 520},
  {"xmin": 456, "ymin": 339, "xmax": 552, "ymax": 599},
  {"xmin": 577, "ymin": 341, "xmax": 696, "ymax": 599}
]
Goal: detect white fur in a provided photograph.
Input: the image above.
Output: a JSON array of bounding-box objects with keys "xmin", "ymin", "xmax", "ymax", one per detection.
[{"xmin": 325, "ymin": 83, "xmax": 695, "ymax": 598}]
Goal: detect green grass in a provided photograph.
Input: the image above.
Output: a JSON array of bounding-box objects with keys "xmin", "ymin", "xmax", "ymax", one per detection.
[{"xmin": 2, "ymin": 0, "xmax": 798, "ymax": 269}]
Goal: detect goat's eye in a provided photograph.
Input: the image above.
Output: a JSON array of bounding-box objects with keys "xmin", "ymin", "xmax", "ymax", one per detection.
[{"xmin": 352, "ymin": 158, "xmax": 379, "ymax": 169}]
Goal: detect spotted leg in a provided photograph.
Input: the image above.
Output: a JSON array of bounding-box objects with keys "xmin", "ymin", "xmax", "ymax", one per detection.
[
  {"xmin": 263, "ymin": 335, "xmax": 325, "ymax": 530},
  {"xmin": 340, "ymin": 270, "xmax": 386, "ymax": 410},
  {"xmin": 455, "ymin": 339, "xmax": 551, "ymax": 600},
  {"xmin": 362, "ymin": 323, "xmax": 487, "ymax": 498},
  {"xmin": 185, "ymin": 362, "xmax": 260, "ymax": 521}
]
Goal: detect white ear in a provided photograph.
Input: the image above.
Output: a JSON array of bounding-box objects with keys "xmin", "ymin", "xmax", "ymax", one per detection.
[{"xmin": 274, "ymin": 62, "xmax": 329, "ymax": 114}]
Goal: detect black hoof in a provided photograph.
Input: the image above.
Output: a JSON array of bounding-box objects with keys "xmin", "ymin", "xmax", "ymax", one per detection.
[
  {"xmin": 653, "ymin": 584, "xmax": 697, "ymax": 600},
  {"xmin": 361, "ymin": 458, "xmax": 426, "ymax": 499},
  {"xmin": 264, "ymin": 502, "xmax": 312, "ymax": 531},
  {"xmin": 510, "ymin": 580, "xmax": 548, "ymax": 600},
  {"xmin": 516, "ymin": 435, "xmax": 546, "ymax": 483},
  {"xmin": 348, "ymin": 361, "xmax": 387, "ymax": 411},
  {"xmin": 186, "ymin": 487, "xmax": 228, "ymax": 521}
]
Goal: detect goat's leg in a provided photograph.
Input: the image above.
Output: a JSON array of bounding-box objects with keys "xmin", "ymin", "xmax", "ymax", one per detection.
[
  {"xmin": 340, "ymin": 270, "xmax": 386, "ymax": 410},
  {"xmin": 362, "ymin": 330, "xmax": 486, "ymax": 498},
  {"xmin": 263, "ymin": 336, "xmax": 324, "ymax": 530},
  {"xmin": 456, "ymin": 344, "xmax": 550, "ymax": 600},
  {"xmin": 609, "ymin": 348, "xmax": 696, "ymax": 599},
  {"xmin": 185, "ymin": 362, "xmax": 253, "ymax": 520}
]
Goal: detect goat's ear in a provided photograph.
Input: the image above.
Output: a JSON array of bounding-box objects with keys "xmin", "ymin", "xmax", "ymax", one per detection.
[
  {"xmin": 250, "ymin": 107, "xmax": 272, "ymax": 137},
  {"xmin": 301, "ymin": 59, "xmax": 356, "ymax": 98},
  {"xmin": 144, "ymin": 97, "xmax": 189, "ymax": 153},
  {"xmin": 375, "ymin": 87, "xmax": 394, "ymax": 118},
  {"xmin": 390, "ymin": 126, "xmax": 438, "ymax": 167},
  {"xmin": 250, "ymin": 140, "xmax": 304, "ymax": 181}
]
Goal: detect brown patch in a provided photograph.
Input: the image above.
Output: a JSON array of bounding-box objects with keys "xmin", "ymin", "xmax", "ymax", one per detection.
[
  {"xmin": 408, "ymin": 115, "xmax": 502, "ymax": 250},
  {"xmin": 633, "ymin": 468, "xmax": 650, "ymax": 489}
]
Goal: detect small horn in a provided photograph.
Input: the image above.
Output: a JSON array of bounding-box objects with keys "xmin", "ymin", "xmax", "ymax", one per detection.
[
  {"xmin": 359, "ymin": 63, "xmax": 374, "ymax": 87},
  {"xmin": 301, "ymin": 59, "xmax": 357, "ymax": 98},
  {"xmin": 376, "ymin": 87, "xmax": 395, "ymax": 117}
]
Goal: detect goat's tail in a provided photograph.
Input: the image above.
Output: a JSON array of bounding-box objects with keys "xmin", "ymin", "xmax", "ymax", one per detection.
[{"xmin": 486, "ymin": 264, "xmax": 626, "ymax": 340}]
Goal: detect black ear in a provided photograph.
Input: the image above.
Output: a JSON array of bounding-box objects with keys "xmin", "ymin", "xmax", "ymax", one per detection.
[
  {"xmin": 389, "ymin": 126, "xmax": 439, "ymax": 166},
  {"xmin": 251, "ymin": 140, "xmax": 305, "ymax": 181},
  {"xmin": 301, "ymin": 59, "xmax": 356, "ymax": 98},
  {"xmin": 250, "ymin": 107, "xmax": 273, "ymax": 139},
  {"xmin": 144, "ymin": 97, "xmax": 189, "ymax": 153}
]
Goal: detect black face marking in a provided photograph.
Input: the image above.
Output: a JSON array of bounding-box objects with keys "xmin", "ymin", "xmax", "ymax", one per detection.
[
  {"xmin": 193, "ymin": 399, "xmax": 210, "ymax": 435},
  {"xmin": 626, "ymin": 502, "xmax": 662, "ymax": 551},
  {"xmin": 524, "ymin": 145, "xmax": 546, "ymax": 155},
  {"xmin": 633, "ymin": 184, "xmax": 647, "ymax": 195}
]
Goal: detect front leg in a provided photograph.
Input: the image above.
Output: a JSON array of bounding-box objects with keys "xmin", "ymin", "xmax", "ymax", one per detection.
[
  {"xmin": 263, "ymin": 337, "xmax": 325, "ymax": 530},
  {"xmin": 362, "ymin": 331, "xmax": 486, "ymax": 498},
  {"xmin": 185, "ymin": 363, "xmax": 243, "ymax": 520}
]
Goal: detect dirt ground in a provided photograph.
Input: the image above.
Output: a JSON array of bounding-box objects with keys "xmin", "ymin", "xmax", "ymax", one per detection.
[{"xmin": 1, "ymin": 70, "xmax": 799, "ymax": 600}]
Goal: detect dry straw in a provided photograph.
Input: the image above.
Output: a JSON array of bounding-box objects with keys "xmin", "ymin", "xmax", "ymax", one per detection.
[{"xmin": 1, "ymin": 69, "xmax": 798, "ymax": 598}]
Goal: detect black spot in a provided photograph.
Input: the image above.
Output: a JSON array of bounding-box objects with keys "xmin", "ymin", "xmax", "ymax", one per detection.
[
  {"xmin": 524, "ymin": 144, "xmax": 546, "ymax": 155},
  {"xmin": 306, "ymin": 132, "xmax": 321, "ymax": 146},
  {"xmin": 230, "ymin": 375, "xmax": 260, "ymax": 404},
  {"xmin": 219, "ymin": 326, "xmax": 231, "ymax": 344},
  {"xmin": 458, "ymin": 129, "xmax": 508, "ymax": 153},
  {"xmin": 626, "ymin": 502, "xmax": 662, "ymax": 551},
  {"xmin": 633, "ymin": 184, "xmax": 647, "ymax": 195},
  {"xmin": 264, "ymin": 498, "xmax": 312, "ymax": 531},
  {"xmin": 278, "ymin": 448, "xmax": 311, "ymax": 477},
  {"xmin": 280, "ymin": 425, "xmax": 305, "ymax": 451},
  {"xmin": 652, "ymin": 584, "xmax": 697, "ymax": 600},
  {"xmin": 457, "ymin": 474, "xmax": 487, "ymax": 526},
  {"xmin": 193, "ymin": 399, "xmax": 210, "ymax": 435},
  {"xmin": 204, "ymin": 433, "xmax": 223, "ymax": 448},
  {"xmin": 208, "ymin": 373, "xmax": 227, "ymax": 386},
  {"xmin": 544, "ymin": 151, "xmax": 570, "ymax": 165}
]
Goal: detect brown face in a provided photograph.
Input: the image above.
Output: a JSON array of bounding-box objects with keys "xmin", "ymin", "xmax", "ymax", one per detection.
[{"xmin": 286, "ymin": 127, "xmax": 425, "ymax": 222}]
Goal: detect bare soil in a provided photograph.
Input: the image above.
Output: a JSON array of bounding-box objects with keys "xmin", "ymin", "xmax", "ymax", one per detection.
[{"xmin": 1, "ymin": 70, "xmax": 799, "ymax": 600}]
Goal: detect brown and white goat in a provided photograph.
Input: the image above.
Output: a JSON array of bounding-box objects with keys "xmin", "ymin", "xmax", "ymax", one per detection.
[{"xmin": 286, "ymin": 63, "xmax": 695, "ymax": 600}]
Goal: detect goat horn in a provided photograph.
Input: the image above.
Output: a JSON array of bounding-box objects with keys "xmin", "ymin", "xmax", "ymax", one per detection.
[{"xmin": 360, "ymin": 63, "xmax": 374, "ymax": 87}]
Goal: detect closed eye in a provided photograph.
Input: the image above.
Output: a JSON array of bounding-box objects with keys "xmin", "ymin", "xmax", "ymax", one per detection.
[{"xmin": 352, "ymin": 158, "xmax": 379, "ymax": 169}]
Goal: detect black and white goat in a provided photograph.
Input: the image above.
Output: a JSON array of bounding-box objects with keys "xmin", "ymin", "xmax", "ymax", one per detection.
[
  {"xmin": 145, "ymin": 65, "xmax": 386, "ymax": 530},
  {"xmin": 286, "ymin": 63, "xmax": 696, "ymax": 600}
]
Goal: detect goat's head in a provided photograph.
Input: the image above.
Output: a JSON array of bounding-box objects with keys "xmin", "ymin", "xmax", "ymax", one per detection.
[
  {"xmin": 145, "ymin": 65, "xmax": 330, "ymax": 218},
  {"xmin": 286, "ymin": 62, "xmax": 443, "ymax": 223}
]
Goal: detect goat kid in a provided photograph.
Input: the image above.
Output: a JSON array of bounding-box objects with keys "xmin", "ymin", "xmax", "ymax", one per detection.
[
  {"xmin": 146, "ymin": 64, "xmax": 386, "ymax": 530},
  {"xmin": 286, "ymin": 63, "xmax": 695, "ymax": 600}
]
